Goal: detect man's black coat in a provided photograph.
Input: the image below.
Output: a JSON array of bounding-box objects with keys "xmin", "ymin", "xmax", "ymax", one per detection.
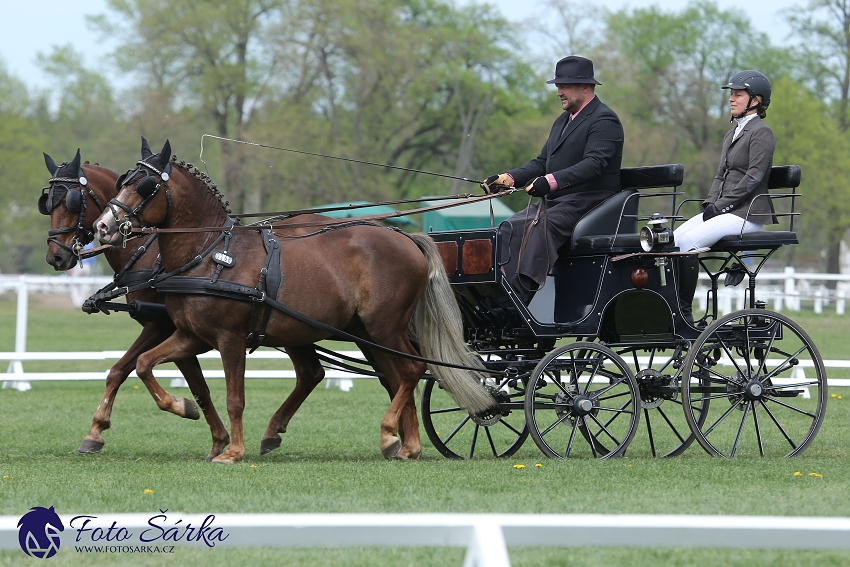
[{"xmin": 500, "ymin": 96, "xmax": 625, "ymax": 287}]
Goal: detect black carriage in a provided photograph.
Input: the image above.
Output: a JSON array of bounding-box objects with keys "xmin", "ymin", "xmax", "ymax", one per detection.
[{"xmin": 421, "ymin": 164, "xmax": 827, "ymax": 459}]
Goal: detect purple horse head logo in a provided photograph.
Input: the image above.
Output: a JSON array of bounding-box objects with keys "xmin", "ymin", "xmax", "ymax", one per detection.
[{"xmin": 17, "ymin": 506, "xmax": 64, "ymax": 558}]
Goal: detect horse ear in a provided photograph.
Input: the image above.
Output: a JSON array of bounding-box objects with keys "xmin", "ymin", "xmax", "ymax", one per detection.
[
  {"xmin": 156, "ymin": 139, "xmax": 172, "ymax": 169},
  {"xmin": 68, "ymin": 148, "xmax": 82, "ymax": 174},
  {"xmin": 44, "ymin": 153, "xmax": 58, "ymax": 175},
  {"xmin": 141, "ymin": 136, "xmax": 153, "ymax": 159}
]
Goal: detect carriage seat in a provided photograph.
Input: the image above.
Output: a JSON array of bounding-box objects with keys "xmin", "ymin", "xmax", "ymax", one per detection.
[
  {"xmin": 569, "ymin": 164, "xmax": 685, "ymax": 253},
  {"xmin": 708, "ymin": 165, "xmax": 801, "ymax": 252}
]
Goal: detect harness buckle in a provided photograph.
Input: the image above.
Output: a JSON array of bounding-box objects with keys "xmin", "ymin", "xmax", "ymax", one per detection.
[{"xmin": 252, "ymin": 291, "xmax": 266, "ymax": 302}]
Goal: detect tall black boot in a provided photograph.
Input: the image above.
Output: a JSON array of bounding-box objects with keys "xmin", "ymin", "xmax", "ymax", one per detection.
[
  {"xmin": 676, "ymin": 254, "xmax": 700, "ymax": 325},
  {"xmin": 509, "ymin": 273, "xmax": 537, "ymax": 305}
]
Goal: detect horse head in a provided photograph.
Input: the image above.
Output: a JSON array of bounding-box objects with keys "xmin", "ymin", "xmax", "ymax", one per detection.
[
  {"xmin": 40, "ymin": 149, "xmax": 115, "ymax": 270},
  {"xmin": 96, "ymin": 137, "xmax": 173, "ymax": 246}
]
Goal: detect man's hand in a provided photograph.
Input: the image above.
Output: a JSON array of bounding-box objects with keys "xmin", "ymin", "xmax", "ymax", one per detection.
[
  {"xmin": 481, "ymin": 173, "xmax": 512, "ymax": 194},
  {"xmin": 524, "ymin": 176, "xmax": 551, "ymax": 197},
  {"xmin": 702, "ymin": 203, "xmax": 719, "ymax": 221}
]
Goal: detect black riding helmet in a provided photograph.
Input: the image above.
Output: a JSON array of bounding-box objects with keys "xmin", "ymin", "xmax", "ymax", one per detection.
[{"xmin": 722, "ymin": 70, "xmax": 771, "ymax": 119}]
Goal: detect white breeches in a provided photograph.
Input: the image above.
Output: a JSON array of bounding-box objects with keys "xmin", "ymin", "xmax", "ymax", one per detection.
[{"xmin": 674, "ymin": 213, "xmax": 763, "ymax": 252}]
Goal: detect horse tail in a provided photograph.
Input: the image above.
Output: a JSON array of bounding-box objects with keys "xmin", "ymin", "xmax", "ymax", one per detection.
[{"xmin": 407, "ymin": 233, "xmax": 497, "ymax": 415}]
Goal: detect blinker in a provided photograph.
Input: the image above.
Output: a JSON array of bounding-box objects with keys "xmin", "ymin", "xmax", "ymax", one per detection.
[{"xmin": 136, "ymin": 176, "xmax": 159, "ymax": 198}]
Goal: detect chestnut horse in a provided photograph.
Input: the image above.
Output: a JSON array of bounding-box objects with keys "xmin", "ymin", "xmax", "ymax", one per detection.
[
  {"xmin": 95, "ymin": 138, "xmax": 496, "ymax": 463},
  {"xmin": 40, "ymin": 149, "xmax": 229, "ymax": 460}
]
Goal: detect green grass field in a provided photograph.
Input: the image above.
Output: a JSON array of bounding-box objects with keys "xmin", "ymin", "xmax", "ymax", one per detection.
[{"xmin": 2, "ymin": 294, "xmax": 850, "ymax": 566}]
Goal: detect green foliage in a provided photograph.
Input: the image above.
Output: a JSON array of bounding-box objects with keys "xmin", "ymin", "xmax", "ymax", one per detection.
[{"xmin": 1, "ymin": 0, "xmax": 850, "ymax": 272}]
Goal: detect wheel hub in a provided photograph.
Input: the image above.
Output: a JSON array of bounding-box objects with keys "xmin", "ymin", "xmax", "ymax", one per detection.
[
  {"xmin": 471, "ymin": 383, "xmax": 504, "ymax": 426},
  {"xmin": 742, "ymin": 379, "xmax": 764, "ymax": 401},
  {"xmin": 635, "ymin": 368, "xmax": 676, "ymax": 409},
  {"xmin": 572, "ymin": 395, "xmax": 594, "ymax": 416}
]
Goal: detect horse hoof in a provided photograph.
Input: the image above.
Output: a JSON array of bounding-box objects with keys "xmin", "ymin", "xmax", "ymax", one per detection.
[
  {"xmin": 381, "ymin": 439, "xmax": 402, "ymax": 460},
  {"xmin": 260, "ymin": 437, "xmax": 281, "ymax": 455},
  {"xmin": 181, "ymin": 398, "xmax": 200, "ymax": 420},
  {"xmin": 210, "ymin": 453, "xmax": 240, "ymax": 464},
  {"xmin": 78, "ymin": 439, "xmax": 105, "ymax": 454}
]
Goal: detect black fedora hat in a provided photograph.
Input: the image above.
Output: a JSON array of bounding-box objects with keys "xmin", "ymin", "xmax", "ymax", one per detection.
[{"xmin": 546, "ymin": 56, "xmax": 601, "ymax": 85}]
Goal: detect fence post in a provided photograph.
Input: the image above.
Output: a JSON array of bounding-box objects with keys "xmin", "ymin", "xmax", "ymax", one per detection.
[
  {"xmin": 784, "ymin": 266, "xmax": 800, "ymax": 311},
  {"xmin": 3, "ymin": 277, "xmax": 31, "ymax": 391},
  {"xmin": 814, "ymin": 287, "xmax": 823, "ymax": 315},
  {"xmin": 838, "ymin": 289, "xmax": 846, "ymax": 316}
]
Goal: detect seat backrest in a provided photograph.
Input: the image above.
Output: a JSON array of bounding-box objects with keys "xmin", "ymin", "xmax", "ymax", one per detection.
[
  {"xmin": 767, "ymin": 165, "xmax": 801, "ymax": 189},
  {"xmin": 570, "ymin": 189, "xmax": 639, "ymax": 245},
  {"xmin": 569, "ymin": 164, "xmax": 684, "ymax": 247}
]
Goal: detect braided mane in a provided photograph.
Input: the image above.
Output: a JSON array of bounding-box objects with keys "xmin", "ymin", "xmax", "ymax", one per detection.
[{"xmin": 170, "ymin": 154, "xmax": 235, "ymax": 221}]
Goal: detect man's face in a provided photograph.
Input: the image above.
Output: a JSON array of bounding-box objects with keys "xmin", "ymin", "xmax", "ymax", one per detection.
[
  {"xmin": 729, "ymin": 88, "xmax": 756, "ymax": 116},
  {"xmin": 556, "ymin": 83, "xmax": 588, "ymax": 114}
]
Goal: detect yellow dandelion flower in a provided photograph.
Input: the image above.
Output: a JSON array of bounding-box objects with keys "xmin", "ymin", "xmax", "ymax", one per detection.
[
  {"xmin": 143, "ymin": 489, "xmax": 153, "ymax": 494},
  {"xmin": 535, "ymin": 463, "xmax": 543, "ymax": 467},
  {"xmin": 809, "ymin": 472, "xmax": 823, "ymax": 478},
  {"xmin": 250, "ymin": 464, "xmax": 257, "ymax": 468},
  {"xmin": 794, "ymin": 472, "xmax": 803, "ymax": 477},
  {"xmin": 513, "ymin": 464, "xmax": 525, "ymax": 469},
  {"xmin": 839, "ymin": 395, "xmax": 844, "ymax": 400},
  {"xmin": 134, "ymin": 385, "xmax": 139, "ymax": 390},
  {"xmin": 831, "ymin": 393, "xmax": 837, "ymax": 398},
  {"xmin": 2, "ymin": 475, "xmax": 7, "ymax": 479}
]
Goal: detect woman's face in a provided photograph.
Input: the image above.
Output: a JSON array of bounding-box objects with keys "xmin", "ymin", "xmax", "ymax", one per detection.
[{"xmin": 729, "ymin": 88, "xmax": 758, "ymax": 116}]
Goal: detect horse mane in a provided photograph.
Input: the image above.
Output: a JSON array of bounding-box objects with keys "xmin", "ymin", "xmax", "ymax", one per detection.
[{"xmin": 169, "ymin": 154, "xmax": 236, "ymax": 222}]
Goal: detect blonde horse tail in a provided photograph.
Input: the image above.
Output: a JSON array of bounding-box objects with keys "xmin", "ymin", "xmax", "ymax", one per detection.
[{"xmin": 408, "ymin": 233, "xmax": 497, "ymax": 415}]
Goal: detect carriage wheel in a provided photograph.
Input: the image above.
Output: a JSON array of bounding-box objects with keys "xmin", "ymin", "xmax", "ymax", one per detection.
[
  {"xmin": 525, "ymin": 342, "xmax": 640, "ymax": 459},
  {"xmin": 614, "ymin": 346, "xmax": 707, "ymax": 458},
  {"xmin": 421, "ymin": 375, "xmax": 528, "ymax": 459},
  {"xmin": 682, "ymin": 309, "xmax": 827, "ymax": 458}
]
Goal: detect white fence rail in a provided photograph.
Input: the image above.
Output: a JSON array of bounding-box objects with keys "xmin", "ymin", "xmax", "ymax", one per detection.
[{"xmin": 2, "ymin": 513, "xmax": 850, "ymax": 566}]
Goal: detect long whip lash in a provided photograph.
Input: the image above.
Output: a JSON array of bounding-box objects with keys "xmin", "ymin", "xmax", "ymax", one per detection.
[{"xmin": 200, "ymin": 134, "xmax": 484, "ymax": 184}]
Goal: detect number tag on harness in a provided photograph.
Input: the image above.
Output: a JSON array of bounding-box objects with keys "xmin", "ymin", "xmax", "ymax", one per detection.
[{"xmin": 213, "ymin": 250, "xmax": 235, "ymax": 268}]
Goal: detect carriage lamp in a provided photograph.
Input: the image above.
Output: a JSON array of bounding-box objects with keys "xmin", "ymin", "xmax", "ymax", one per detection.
[{"xmin": 639, "ymin": 213, "xmax": 674, "ymax": 253}]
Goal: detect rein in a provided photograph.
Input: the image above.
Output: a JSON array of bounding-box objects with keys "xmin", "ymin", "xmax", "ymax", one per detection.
[{"xmin": 128, "ymin": 189, "xmax": 520, "ymax": 236}]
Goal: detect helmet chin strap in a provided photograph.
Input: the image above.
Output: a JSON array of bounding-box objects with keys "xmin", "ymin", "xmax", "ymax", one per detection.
[{"xmin": 731, "ymin": 94, "xmax": 760, "ymax": 122}]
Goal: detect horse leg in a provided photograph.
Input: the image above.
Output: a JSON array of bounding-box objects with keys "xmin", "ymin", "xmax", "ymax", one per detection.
[
  {"xmin": 173, "ymin": 356, "xmax": 230, "ymax": 461},
  {"xmin": 359, "ymin": 346, "xmax": 409, "ymax": 452},
  {"xmin": 134, "ymin": 330, "xmax": 215, "ymax": 459},
  {"xmin": 79, "ymin": 323, "xmax": 199, "ymax": 454},
  {"xmin": 260, "ymin": 345, "xmax": 325, "ymax": 455},
  {"xmin": 210, "ymin": 338, "xmax": 248, "ymax": 464},
  {"xmin": 369, "ymin": 343, "xmax": 425, "ymax": 461}
]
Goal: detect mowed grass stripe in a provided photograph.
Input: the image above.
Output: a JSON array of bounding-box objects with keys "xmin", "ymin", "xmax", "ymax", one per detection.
[{"xmin": 2, "ymin": 294, "xmax": 850, "ymax": 566}]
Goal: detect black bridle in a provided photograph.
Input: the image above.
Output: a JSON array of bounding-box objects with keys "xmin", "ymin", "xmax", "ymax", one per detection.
[
  {"xmin": 108, "ymin": 155, "xmax": 173, "ymax": 246},
  {"xmin": 39, "ymin": 165, "xmax": 105, "ymax": 258}
]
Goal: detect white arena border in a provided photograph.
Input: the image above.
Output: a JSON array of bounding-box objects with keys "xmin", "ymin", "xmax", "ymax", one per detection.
[{"xmin": 3, "ymin": 513, "xmax": 850, "ymax": 566}]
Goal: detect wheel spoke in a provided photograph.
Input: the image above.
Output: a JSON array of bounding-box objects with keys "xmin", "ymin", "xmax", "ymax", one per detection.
[
  {"xmin": 538, "ymin": 409, "xmax": 573, "ymax": 438},
  {"xmin": 702, "ymin": 401, "xmax": 741, "ymax": 438},
  {"xmin": 588, "ymin": 412, "xmax": 622, "ymax": 446},
  {"xmin": 497, "ymin": 418, "xmax": 524, "ymax": 437},
  {"xmin": 443, "ymin": 415, "xmax": 472, "ymax": 444},
  {"xmin": 644, "ymin": 408, "xmax": 657, "ymax": 457},
  {"xmin": 563, "ymin": 417, "xmax": 579, "ymax": 459},
  {"xmin": 753, "ymin": 403, "xmax": 764, "ymax": 457},
  {"xmin": 468, "ymin": 423, "xmax": 480, "ymax": 459},
  {"xmin": 484, "ymin": 426, "xmax": 498, "ymax": 457},
  {"xmin": 429, "ymin": 405, "xmax": 465, "ymax": 415},
  {"xmin": 759, "ymin": 400, "xmax": 798, "ymax": 450},
  {"xmin": 763, "ymin": 395, "xmax": 817, "ymax": 419},
  {"xmin": 729, "ymin": 401, "xmax": 751, "ymax": 458},
  {"xmin": 655, "ymin": 405, "xmax": 688, "ymax": 444}
]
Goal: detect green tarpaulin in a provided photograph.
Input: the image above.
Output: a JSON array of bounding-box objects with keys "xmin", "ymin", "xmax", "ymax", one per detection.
[
  {"xmin": 420, "ymin": 198, "xmax": 514, "ymax": 232},
  {"xmin": 312, "ymin": 201, "xmax": 415, "ymax": 228}
]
